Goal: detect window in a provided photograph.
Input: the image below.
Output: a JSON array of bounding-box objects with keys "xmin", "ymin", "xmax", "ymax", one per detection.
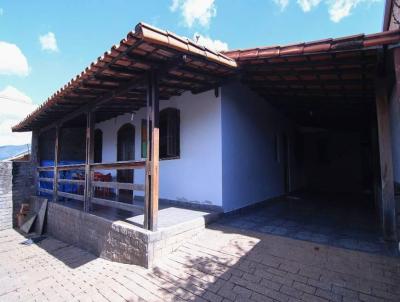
[
  {"xmin": 117, "ymin": 124, "xmax": 135, "ymax": 162},
  {"xmin": 94, "ymin": 129, "xmax": 103, "ymax": 163},
  {"xmin": 160, "ymin": 108, "xmax": 180, "ymax": 159},
  {"xmin": 141, "ymin": 109, "xmax": 180, "ymax": 160}
]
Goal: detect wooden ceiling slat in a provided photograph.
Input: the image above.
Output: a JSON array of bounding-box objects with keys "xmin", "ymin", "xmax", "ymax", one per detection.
[{"xmin": 243, "ymin": 79, "xmax": 372, "ymax": 87}]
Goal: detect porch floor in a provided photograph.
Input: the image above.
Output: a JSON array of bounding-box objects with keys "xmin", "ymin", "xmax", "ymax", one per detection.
[
  {"xmin": 54, "ymin": 197, "xmax": 220, "ymax": 229},
  {"xmin": 218, "ymin": 192, "xmax": 399, "ymax": 257}
]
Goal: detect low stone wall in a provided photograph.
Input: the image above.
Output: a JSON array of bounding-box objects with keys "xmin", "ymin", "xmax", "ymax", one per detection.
[
  {"xmin": 0, "ymin": 162, "xmax": 13, "ymax": 231},
  {"xmin": 11, "ymin": 162, "xmax": 35, "ymax": 226},
  {"xmin": 0, "ymin": 161, "xmax": 34, "ymax": 231},
  {"xmin": 35, "ymin": 197, "xmax": 217, "ymax": 268}
]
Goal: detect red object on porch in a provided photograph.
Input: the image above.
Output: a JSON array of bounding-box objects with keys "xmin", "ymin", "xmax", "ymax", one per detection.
[{"xmin": 94, "ymin": 172, "xmax": 112, "ymax": 198}]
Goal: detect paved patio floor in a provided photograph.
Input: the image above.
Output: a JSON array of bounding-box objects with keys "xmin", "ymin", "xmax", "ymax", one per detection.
[
  {"xmin": 219, "ymin": 193, "xmax": 399, "ymax": 256},
  {"xmin": 0, "ymin": 224, "xmax": 399, "ymax": 302}
]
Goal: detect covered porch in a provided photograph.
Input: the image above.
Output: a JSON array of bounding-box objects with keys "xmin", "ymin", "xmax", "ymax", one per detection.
[
  {"xmin": 225, "ymin": 29, "xmax": 400, "ymax": 243},
  {"xmin": 13, "ymin": 23, "xmax": 235, "ymax": 233}
]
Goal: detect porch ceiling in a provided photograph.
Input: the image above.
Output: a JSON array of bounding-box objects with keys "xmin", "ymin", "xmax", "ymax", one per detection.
[
  {"xmin": 224, "ymin": 30, "xmax": 400, "ymax": 128},
  {"xmin": 12, "ymin": 22, "xmax": 237, "ymax": 132}
]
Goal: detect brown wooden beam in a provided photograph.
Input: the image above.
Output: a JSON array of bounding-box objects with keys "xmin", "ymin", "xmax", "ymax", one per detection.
[
  {"xmin": 243, "ymin": 79, "xmax": 372, "ymax": 87},
  {"xmin": 90, "ymin": 160, "xmax": 145, "ymax": 170},
  {"xmin": 243, "ymin": 56, "xmax": 377, "ymax": 71},
  {"xmin": 38, "ymin": 76, "xmax": 147, "ymax": 134},
  {"xmin": 31, "ymin": 130, "xmax": 40, "ymax": 195},
  {"xmin": 394, "ymin": 48, "xmax": 400, "ymax": 101},
  {"xmin": 375, "ymin": 76, "xmax": 397, "ymax": 241},
  {"xmin": 37, "ymin": 55, "xmax": 189, "ymax": 134},
  {"xmin": 144, "ymin": 70, "xmax": 159, "ymax": 231},
  {"xmin": 242, "ymin": 67, "xmax": 375, "ymax": 78},
  {"xmin": 53, "ymin": 126, "xmax": 60, "ymax": 202},
  {"xmin": 83, "ymin": 110, "xmax": 94, "ymax": 212}
]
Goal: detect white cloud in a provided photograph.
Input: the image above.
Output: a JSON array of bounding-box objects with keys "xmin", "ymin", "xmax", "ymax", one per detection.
[
  {"xmin": 272, "ymin": 0, "xmax": 380, "ymax": 22},
  {"xmin": 274, "ymin": 0, "xmax": 290, "ymax": 10},
  {"xmin": 170, "ymin": 0, "xmax": 216, "ymax": 27},
  {"xmin": 328, "ymin": 0, "xmax": 360, "ymax": 22},
  {"xmin": 0, "ymin": 42, "xmax": 29, "ymax": 76},
  {"xmin": 297, "ymin": 0, "xmax": 321, "ymax": 11},
  {"xmin": 193, "ymin": 33, "xmax": 228, "ymax": 51},
  {"xmin": 0, "ymin": 86, "xmax": 37, "ymax": 145},
  {"xmin": 39, "ymin": 32, "xmax": 59, "ymax": 52},
  {"xmin": 170, "ymin": 0, "xmax": 180, "ymax": 11}
]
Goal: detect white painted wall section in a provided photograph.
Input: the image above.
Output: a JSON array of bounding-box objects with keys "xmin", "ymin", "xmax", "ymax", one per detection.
[
  {"xmin": 221, "ymin": 81, "xmax": 297, "ymax": 212},
  {"xmin": 95, "ymin": 90, "xmax": 223, "ymax": 207}
]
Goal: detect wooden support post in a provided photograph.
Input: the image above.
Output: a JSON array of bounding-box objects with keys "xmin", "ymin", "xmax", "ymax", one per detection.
[
  {"xmin": 375, "ymin": 77, "xmax": 397, "ymax": 241},
  {"xmin": 394, "ymin": 48, "xmax": 400, "ymax": 98},
  {"xmin": 144, "ymin": 70, "xmax": 159, "ymax": 231},
  {"xmin": 53, "ymin": 126, "xmax": 60, "ymax": 202},
  {"xmin": 31, "ymin": 130, "xmax": 40, "ymax": 195},
  {"xmin": 84, "ymin": 110, "xmax": 94, "ymax": 212}
]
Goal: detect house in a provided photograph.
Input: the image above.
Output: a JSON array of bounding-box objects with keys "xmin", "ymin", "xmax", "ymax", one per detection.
[{"xmin": 11, "ymin": 4, "xmax": 400, "ymax": 267}]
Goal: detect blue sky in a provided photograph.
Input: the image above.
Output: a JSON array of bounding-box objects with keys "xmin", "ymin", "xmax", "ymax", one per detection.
[{"xmin": 0, "ymin": 0, "xmax": 386, "ymax": 145}]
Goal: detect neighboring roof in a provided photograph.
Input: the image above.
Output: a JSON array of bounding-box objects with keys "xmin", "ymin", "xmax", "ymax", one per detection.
[
  {"xmin": 12, "ymin": 24, "xmax": 400, "ymax": 132},
  {"xmin": 2, "ymin": 150, "xmax": 30, "ymax": 162},
  {"xmin": 12, "ymin": 22, "xmax": 237, "ymax": 132},
  {"xmin": 223, "ymin": 30, "xmax": 400, "ymax": 61}
]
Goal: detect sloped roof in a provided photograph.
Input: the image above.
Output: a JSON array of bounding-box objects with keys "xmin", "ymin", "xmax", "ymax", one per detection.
[
  {"xmin": 12, "ymin": 22, "xmax": 237, "ymax": 132},
  {"xmin": 223, "ymin": 30, "xmax": 400, "ymax": 61},
  {"xmin": 12, "ymin": 25, "xmax": 400, "ymax": 132}
]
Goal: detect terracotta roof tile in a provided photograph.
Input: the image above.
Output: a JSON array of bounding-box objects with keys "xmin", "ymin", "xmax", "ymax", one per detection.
[
  {"xmin": 12, "ymin": 22, "xmax": 237, "ymax": 132},
  {"xmin": 12, "ymin": 26, "xmax": 400, "ymax": 132},
  {"xmin": 223, "ymin": 29, "xmax": 400, "ymax": 61}
]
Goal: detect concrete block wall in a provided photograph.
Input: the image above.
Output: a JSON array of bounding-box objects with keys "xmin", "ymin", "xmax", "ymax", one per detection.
[
  {"xmin": 36, "ymin": 196, "xmax": 217, "ymax": 268},
  {"xmin": 11, "ymin": 162, "xmax": 35, "ymax": 226},
  {"xmin": 0, "ymin": 161, "xmax": 34, "ymax": 231},
  {"xmin": 45, "ymin": 200, "xmax": 151, "ymax": 267},
  {"xmin": 0, "ymin": 162, "xmax": 13, "ymax": 230}
]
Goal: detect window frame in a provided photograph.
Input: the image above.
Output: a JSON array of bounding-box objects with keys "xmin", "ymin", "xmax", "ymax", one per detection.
[
  {"xmin": 141, "ymin": 108, "xmax": 181, "ymax": 160},
  {"xmin": 160, "ymin": 108, "xmax": 180, "ymax": 160}
]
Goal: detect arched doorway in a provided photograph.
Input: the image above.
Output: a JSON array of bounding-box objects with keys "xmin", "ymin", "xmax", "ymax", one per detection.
[{"xmin": 117, "ymin": 124, "xmax": 135, "ymax": 202}]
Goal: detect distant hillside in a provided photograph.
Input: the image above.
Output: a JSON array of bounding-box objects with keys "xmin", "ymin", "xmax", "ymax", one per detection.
[{"xmin": 0, "ymin": 145, "xmax": 30, "ymax": 161}]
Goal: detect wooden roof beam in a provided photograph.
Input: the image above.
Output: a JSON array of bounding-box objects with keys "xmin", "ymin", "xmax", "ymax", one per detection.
[{"xmin": 243, "ymin": 56, "xmax": 377, "ymax": 71}]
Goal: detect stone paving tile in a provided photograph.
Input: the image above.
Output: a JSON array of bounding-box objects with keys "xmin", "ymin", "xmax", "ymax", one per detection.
[
  {"xmin": 219, "ymin": 194, "xmax": 399, "ymax": 257},
  {"xmin": 0, "ymin": 225, "xmax": 399, "ymax": 302}
]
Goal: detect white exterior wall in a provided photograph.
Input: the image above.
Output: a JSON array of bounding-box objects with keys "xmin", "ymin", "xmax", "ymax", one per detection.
[
  {"xmin": 221, "ymin": 82, "xmax": 298, "ymax": 212},
  {"xmin": 95, "ymin": 90, "xmax": 223, "ymax": 207}
]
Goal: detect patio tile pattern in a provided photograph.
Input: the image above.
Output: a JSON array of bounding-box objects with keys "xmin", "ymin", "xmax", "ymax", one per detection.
[
  {"xmin": 0, "ymin": 222, "xmax": 399, "ymax": 301},
  {"xmin": 218, "ymin": 193, "xmax": 399, "ymax": 256}
]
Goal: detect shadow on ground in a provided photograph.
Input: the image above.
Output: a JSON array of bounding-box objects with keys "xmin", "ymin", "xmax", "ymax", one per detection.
[{"xmin": 147, "ymin": 222, "xmax": 400, "ymax": 302}]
